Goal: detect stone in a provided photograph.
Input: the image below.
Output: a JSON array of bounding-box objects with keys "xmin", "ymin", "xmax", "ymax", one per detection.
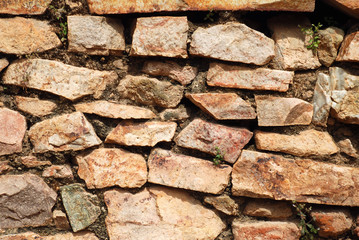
[
  {"xmin": 105, "ymin": 121, "xmax": 176, "ymax": 147},
  {"xmin": 337, "ymin": 31, "xmax": 359, "ymax": 62},
  {"xmin": 325, "ymin": 0, "xmax": 359, "ymax": 19},
  {"xmin": 204, "ymin": 195, "xmax": 239, "ymax": 216},
  {"xmin": 66, "ymin": 0, "xmax": 82, "ymax": 9},
  {"xmin": 28, "ymin": 112, "xmax": 101, "ymax": 153},
  {"xmin": 77, "ymin": 148, "xmax": 147, "ymax": 189},
  {"xmin": 42, "ymin": 165, "xmax": 74, "ymax": 179},
  {"xmin": 0, "ymin": 161, "xmax": 13, "ymax": 174},
  {"xmin": 3, "ymin": 59, "xmax": 118, "ymax": 101},
  {"xmin": 338, "ymin": 139, "xmax": 359, "ymax": 158},
  {"xmin": 0, "ymin": 17, "xmax": 61, "ymax": 55},
  {"xmin": 74, "ymin": 101, "xmax": 156, "ymax": 119},
  {"xmin": 190, "ymin": 23, "xmax": 275, "ymax": 65},
  {"xmin": 175, "ymin": 119, "xmax": 252, "ymax": 163},
  {"xmin": 53, "ymin": 210, "xmax": 71, "ymax": 230},
  {"xmin": 0, "ymin": 173, "xmax": 57, "ymax": 228},
  {"xmin": 68, "ymin": 15, "xmax": 125, "ymax": 55},
  {"xmin": 255, "ymin": 129, "xmax": 339, "ymax": 157},
  {"xmin": 0, "ymin": 108, "xmax": 26, "ymax": 156},
  {"xmin": 15, "ymin": 96, "xmax": 57, "ymax": 116},
  {"xmin": 0, "ymin": 232, "xmax": 42, "ymax": 240},
  {"xmin": 20, "ymin": 156, "xmax": 51, "ymax": 168},
  {"xmin": 142, "ymin": 61, "xmax": 198, "ymax": 85},
  {"xmin": 131, "ymin": 17, "xmax": 188, "ymax": 58},
  {"xmin": 268, "ymin": 15, "xmax": 321, "ymax": 70},
  {"xmin": 255, "ymin": 95, "xmax": 313, "ymax": 126},
  {"xmin": 159, "ymin": 105, "xmax": 190, "ymax": 121},
  {"xmin": 232, "ymin": 150, "xmax": 359, "ymax": 206},
  {"xmin": 104, "ymin": 186, "xmax": 225, "ymax": 240},
  {"xmin": 318, "ymin": 27, "xmax": 345, "ymax": 67},
  {"xmin": 232, "ymin": 220, "xmax": 300, "ymax": 240},
  {"xmin": 148, "ymin": 148, "xmax": 232, "ymax": 194},
  {"xmin": 60, "ymin": 183, "xmax": 101, "ymax": 232},
  {"xmin": 0, "ymin": 58, "xmax": 9, "ymax": 72},
  {"xmin": 117, "ymin": 75, "xmax": 184, "ymax": 108},
  {"xmin": 312, "ymin": 73, "xmax": 332, "ymax": 126},
  {"xmin": 0, "ymin": 0, "xmax": 51, "ymax": 15},
  {"xmin": 243, "ymin": 199, "xmax": 293, "ymax": 219},
  {"xmin": 0, "ymin": 232, "xmax": 99, "ymax": 240},
  {"xmin": 186, "ymin": 93, "xmax": 256, "ymax": 120}
]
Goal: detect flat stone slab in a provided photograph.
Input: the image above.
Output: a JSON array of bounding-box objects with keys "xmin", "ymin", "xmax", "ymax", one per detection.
[
  {"xmin": 243, "ymin": 199, "xmax": 293, "ymax": 219},
  {"xmin": 186, "ymin": 93, "xmax": 256, "ymax": 120},
  {"xmin": 3, "ymin": 59, "xmax": 118, "ymax": 101},
  {"xmin": 20, "ymin": 156, "xmax": 51, "ymax": 168},
  {"xmin": 0, "ymin": 232, "xmax": 99, "ymax": 240},
  {"xmin": 28, "ymin": 112, "xmax": 101, "ymax": 153},
  {"xmin": 325, "ymin": 0, "xmax": 359, "ymax": 19},
  {"xmin": 207, "ymin": 62, "xmax": 294, "ymax": 92},
  {"xmin": 15, "ymin": 96, "xmax": 57, "ymax": 116},
  {"xmin": 42, "ymin": 165, "xmax": 74, "ymax": 179},
  {"xmin": 312, "ymin": 73, "xmax": 332, "ymax": 126},
  {"xmin": 77, "ymin": 148, "xmax": 147, "ymax": 189},
  {"xmin": 232, "ymin": 150, "xmax": 359, "ymax": 206},
  {"xmin": 190, "ymin": 23, "xmax": 275, "ymax": 65},
  {"xmin": 0, "ymin": 0, "xmax": 52, "ymax": 15},
  {"xmin": 104, "ymin": 187, "xmax": 225, "ymax": 240},
  {"xmin": 130, "ymin": 16, "xmax": 188, "ymax": 58},
  {"xmin": 337, "ymin": 31, "xmax": 359, "ymax": 62},
  {"xmin": 175, "ymin": 118, "xmax": 253, "ymax": 163},
  {"xmin": 0, "ymin": 17, "xmax": 61, "ymax": 55}
]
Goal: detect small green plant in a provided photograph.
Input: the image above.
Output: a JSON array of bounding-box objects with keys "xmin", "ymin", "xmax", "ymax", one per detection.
[
  {"xmin": 212, "ymin": 147, "xmax": 224, "ymax": 166},
  {"xmin": 49, "ymin": 4, "xmax": 68, "ymax": 43},
  {"xmin": 292, "ymin": 201, "xmax": 319, "ymax": 240},
  {"xmin": 204, "ymin": 9, "xmax": 215, "ymax": 22},
  {"xmin": 299, "ymin": 22, "xmax": 323, "ymax": 53}
]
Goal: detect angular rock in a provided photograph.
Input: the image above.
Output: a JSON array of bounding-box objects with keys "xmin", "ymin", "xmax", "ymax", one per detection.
[
  {"xmin": 131, "ymin": 17, "xmax": 188, "ymax": 58},
  {"xmin": 190, "ymin": 23, "xmax": 275, "ymax": 65},
  {"xmin": 53, "ymin": 210, "xmax": 71, "ymax": 230},
  {"xmin": 20, "ymin": 156, "xmax": 51, "ymax": 168},
  {"xmin": 0, "ymin": 173, "xmax": 57, "ymax": 228},
  {"xmin": 268, "ymin": 15, "xmax": 321, "ymax": 70},
  {"xmin": 68, "ymin": 15, "xmax": 125, "ymax": 55},
  {"xmin": 207, "ymin": 62, "xmax": 294, "ymax": 92},
  {"xmin": 243, "ymin": 199, "xmax": 293, "ymax": 219},
  {"xmin": 0, "ymin": 231, "xmax": 99, "ymax": 240},
  {"xmin": 159, "ymin": 105, "xmax": 190, "ymax": 121},
  {"xmin": 312, "ymin": 73, "xmax": 332, "ymax": 126},
  {"xmin": 175, "ymin": 119, "xmax": 252, "ymax": 163},
  {"xmin": 117, "ymin": 75, "xmax": 184, "ymax": 108},
  {"xmin": 0, "ymin": 58, "xmax": 9, "ymax": 72},
  {"xmin": 42, "ymin": 165, "xmax": 74, "ymax": 179},
  {"xmin": 0, "ymin": 0, "xmax": 51, "ymax": 15},
  {"xmin": 104, "ymin": 186, "xmax": 225, "ymax": 240},
  {"xmin": 74, "ymin": 101, "xmax": 156, "ymax": 119},
  {"xmin": 3, "ymin": 59, "xmax": 118, "ymax": 101},
  {"xmin": 0, "ymin": 17, "xmax": 61, "ymax": 55},
  {"xmin": 204, "ymin": 195, "xmax": 239, "ymax": 216},
  {"xmin": 105, "ymin": 121, "xmax": 176, "ymax": 147},
  {"xmin": 232, "ymin": 150, "xmax": 359, "ymax": 206},
  {"xmin": 318, "ymin": 27, "xmax": 345, "ymax": 67},
  {"xmin": 0, "ymin": 161, "xmax": 13, "ymax": 174},
  {"xmin": 255, "ymin": 95, "xmax": 313, "ymax": 126},
  {"xmin": 338, "ymin": 139, "xmax": 359, "ymax": 158},
  {"xmin": 0, "ymin": 108, "xmax": 26, "ymax": 156},
  {"xmin": 337, "ymin": 31, "xmax": 359, "ymax": 62},
  {"xmin": 15, "ymin": 96, "xmax": 57, "ymax": 116},
  {"xmin": 186, "ymin": 93, "xmax": 256, "ymax": 120},
  {"xmin": 60, "ymin": 183, "xmax": 101, "ymax": 232},
  {"xmin": 28, "ymin": 112, "xmax": 101, "ymax": 153},
  {"xmin": 77, "ymin": 148, "xmax": 147, "ymax": 189},
  {"xmin": 325, "ymin": 0, "xmax": 359, "ymax": 19}
]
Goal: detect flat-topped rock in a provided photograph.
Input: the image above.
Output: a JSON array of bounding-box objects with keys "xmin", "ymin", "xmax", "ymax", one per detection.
[
  {"xmin": 0, "ymin": 0, "xmax": 52, "ymax": 15},
  {"xmin": 243, "ymin": 199, "xmax": 293, "ymax": 219},
  {"xmin": 15, "ymin": 96, "xmax": 57, "ymax": 117},
  {"xmin": 312, "ymin": 73, "xmax": 332, "ymax": 126},
  {"xmin": 325, "ymin": 0, "xmax": 359, "ymax": 19},
  {"xmin": 337, "ymin": 31, "xmax": 359, "ymax": 62}
]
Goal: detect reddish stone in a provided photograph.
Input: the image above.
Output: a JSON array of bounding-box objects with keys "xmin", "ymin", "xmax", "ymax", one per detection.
[
  {"xmin": 0, "ymin": 161, "xmax": 13, "ymax": 174},
  {"xmin": 20, "ymin": 156, "xmax": 51, "ymax": 168},
  {"xmin": 42, "ymin": 165, "xmax": 74, "ymax": 179},
  {"xmin": 0, "ymin": 0, "xmax": 51, "ymax": 15},
  {"xmin": 337, "ymin": 31, "xmax": 359, "ymax": 62}
]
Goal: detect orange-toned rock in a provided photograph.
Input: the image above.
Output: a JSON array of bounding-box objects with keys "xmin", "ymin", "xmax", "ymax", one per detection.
[
  {"xmin": 20, "ymin": 156, "xmax": 51, "ymax": 168},
  {"xmin": 0, "ymin": 0, "xmax": 51, "ymax": 15},
  {"xmin": 0, "ymin": 58, "xmax": 9, "ymax": 72},
  {"xmin": 203, "ymin": 195, "xmax": 240, "ymax": 216},
  {"xmin": 15, "ymin": 96, "xmax": 57, "ymax": 117},
  {"xmin": 325, "ymin": 0, "xmax": 359, "ymax": 19},
  {"xmin": 0, "ymin": 161, "xmax": 13, "ymax": 174},
  {"xmin": 243, "ymin": 199, "xmax": 293, "ymax": 219},
  {"xmin": 42, "ymin": 165, "xmax": 74, "ymax": 179},
  {"xmin": 338, "ymin": 139, "xmax": 359, "ymax": 158},
  {"xmin": 337, "ymin": 31, "xmax": 359, "ymax": 62}
]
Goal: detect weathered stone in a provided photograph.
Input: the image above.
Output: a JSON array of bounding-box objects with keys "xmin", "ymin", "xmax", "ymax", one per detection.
[
  {"xmin": 318, "ymin": 27, "xmax": 345, "ymax": 67},
  {"xmin": 0, "ymin": 58, "xmax": 9, "ymax": 72},
  {"xmin": 0, "ymin": 0, "xmax": 51, "ymax": 15},
  {"xmin": 255, "ymin": 95, "xmax": 313, "ymax": 126},
  {"xmin": 0, "ymin": 173, "xmax": 57, "ymax": 228},
  {"xmin": 105, "ymin": 121, "xmax": 176, "ymax": 147},
  {"xmin": 204, "ymin": 195, "xmax": 239, "ymax": 216},
  {"xmin": 312, "ymin": 73, "xmax": 332, "ymax": 126},
  {"xmin": 20, "ymin": 156, "xmax": 51, "ymax": 168},
  {"xmin": 66, "ymin": 0, "xmax": 82, "ymax": 9},
  {"xmin": 131, "ymin": 17, "xmax": 188, "ymax": 58},
  {"xmin": 0, "ymin": 108, "xmax": 26, "ymax": 156},
  {"xmin": 0, "ymin": 161, "xmax": 13, "ymax": 174},
  {"xmin": 74, "ymin": 101, "xmax": 156, "ymax": 119},
  {"xmin": 28, "ymin": 112, "xmax": 101, "ymax": 153},
  {"xmin": 68, "ymin": 15, "xmax": 125, "ymax": 55},
  {"xmin": 105, "ymin": 186, "xmax": 225, "ymax": 240},
  {"xmin": 338, "ymin": 139, "xmax": 359, "ymax": 158},
  {"xmin": 53, "ymin": 210, "xmax": 71, "ymax": 230},
  {"xmin": 77, "ymin": 148, "xmax": 147, "ymax": 189},
  {"xmin": 325, "ymin": 0, "xmax": 359, "ymax": 19},
  {"xmin": 15, "ymin": 96, "xmax": 57, "ymax": 116},
  {"xmin": 232, "ymin": 220, "xmax": 300, "ymax": 240},
  {"xmin": 3, "ymin": 59, "xmax": 118, "ymax": 101},
  {"xmin": 337, "ymin": 31, "xmax": 359, "ymax": 62},
  {"xmin": 186, "ymin": 93, "xmax": 256, "ymax": 120},
  {"xmin": 232, "ymin": 150, "xmax": 359, "ymax": 206},
  {"xmin": 243, "ymin": 199, "xmax": 293, "ymax": 219},
  {"xmin": 60, "ymin": 183, "xmax": 101, "ymax": 232},
  {"xmin": 0, "ymin": 17, "xmax": 61, "ymax": 55},
  {"xmin": 159, "ymin": 105, "xmax": 190, "ymax": 121},
  {"xmin": 190, "ymin": 23, "xmax": 274, "ymax": 65},
  {"xmin": 175, "ymin": 119, "xmax": 252, "ymax": 163},
  {"xmin": 42, "ymin": 165, "xmax": 74, "ymax": 179},
  {"xmin": 0, "ymin": 232, "xmax": 42, "ymax": 240},
  {"xmin": 268, "ymin": 15, "xmax": 321, "ymax": 70},
  {"xmin": 0, "ymin": 231, "xmax": 99, "ymax": 240}
]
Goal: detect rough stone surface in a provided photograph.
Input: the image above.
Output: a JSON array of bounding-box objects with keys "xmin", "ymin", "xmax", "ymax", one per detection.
[
  {"xmin": 232, "ymin": 150, "xmax": 359, "ymax": 206},
  {"xmin": 255, "ymin": 95, "xmax": 313, "ymax": 126},
  {"xmin": 0, "ymin": 17, "xmax": 61, "ymax": 55},
  {"xmin": 28, "ymin": 112, "xmax": 102, "ymax": 153},
  {"xmin": 3, "ymin": 59, "xmax": 118, "ymax": 101},
  {"xmin": 175, "ymin": 119, "xmax": 253, "ymax": 163},
  {"xmin": 15, "ymin": 96, "xmax": 57, "ymax": 116},
  {"xmin": 207, "ymin": 62, "xmax": 294, "ymax": 92},
  {"xmin": 0, "ymin": 173, "xmax": 57, "ymax": 229},
  {"xmin": 68, "ymin": 15, "xmax": 125, "ymax": 55},
  {"xmin": 337, "ymin": 31, "xmax": 359, "ymax": 62},
  {"xmin": 60, "ymin": 183, "xmax": 101, "ymax": 232},
  {"xmin": 131, "ymin": 16, "xmax": 188, "ymax": 58},
  {"xmin": 77, "ymin": 148, "xmax": 147, "ymax": 189},
  {"xmin": 0, "ymin": 232, "xmax": 99, "ymax": 240},
  {"xmin": 117, "ymin": 75, "xmax": 184, "ymax": 108},
  {"xmin": 190, "ymin": 22, "xmax": 275, "ymax": 65},
  {"xmin": 53, "ymin": 210, "xmax": 71, "ymax": 230},
  {"xmin": 0, "ymin": 161, "xmax": 13, "ymax": 174},
  {"xmin": 186, "ymin": 93, "xmax": 256, "ymax": 120},
  {"xmin": 42, "ymin": 165, "xmax": 74, "ymax": 179},
  {"xmin": 104, "ymin": 186, "xmax": 225, "ymax": 240},
  {"xmin": 318, "ymin": 27, "xmax": 345, "ymax": 67},
  {"xmin": 204, "ymin": 195, "xmax": 239, "ymax": 216},
  {"xmin": 312, "ymin": 73, "xmax": 332, "ymax": 126},
  {"xmin": 325, "ymin": 0, "xmax": 359, "ymax": 19},
  {"xmin": 159, "ymin": 105, "xmax": 190, "ymax": 121},
  {"xmin": 0, "ymin": 58, "xmax": 9, "ymax": 72},
  {"xmin": 148, "ymin": 148, "xmax": 232, "ymax": 194},
  {"xmin": 243, "ymin": 199, "xmax": 293, "ymax": 219},
  {"xmin": 0, "ymin": 0, "xmax": 52, "ymax": 15},
  {"xmin": 338, "ymin": 139, "xmax": 359, "ymax": 158},
  {"xmin": 20, "ymin": 156, "xmax": 51, "ymax": 168}
]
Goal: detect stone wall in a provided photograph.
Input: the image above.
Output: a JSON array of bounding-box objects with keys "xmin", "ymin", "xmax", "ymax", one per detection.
[{"xmin": 1, "ymin": 0, "xmax": 359, "ymax": 239}]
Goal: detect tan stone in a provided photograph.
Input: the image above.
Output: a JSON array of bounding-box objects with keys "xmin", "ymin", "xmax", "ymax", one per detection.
[
  {"xmin": 0, "ymin": 0, "xmax": 51, "ymax": 15},
  {"xmin": 53, "ymin": 210, "xmax": 71, "ymax": 230},
  {"xmin": 159, "ymin": 105, "xmax": 190, "ymax": 121},
  {"xmin": 15, "ymin": 96, "xmax": 57, "ymax": 116},
  {"xmin": 338, "ymin": 139, "xmax": 359, "ymax": 158},
  {"xmin": 325, "ymin": 0, "xmax": 359, "ymax": 19},
  {"xmin": 318, "ymin": 27, "xmax": 345, "ymax": 67},
  {"xmin": 0, "ymin": 58, "xmax": 9, "ymax": 72},
  {"xmin": 20, "ymin": 156, "xmax": 51, "ymax": 168},
  {"xmin": 0, "ymin": 161, "xmax": 13, "ymax": 174},
  {"xmin": 0, "ymin": 232, "xmax": 99, "ymax": 240},
  {"xmin": 204, "ymin": 195, "xmax": 239, "ymax": 216},
  {"xmin": 42, "ymin": 165, "xmax": 74, "ymax": 179},
  {"xmin": 337, "ymin": 31, "xmax": 359, "ymax": 62},
  {"xmin": 243, "ymin": 199, "xmax": 293, "ymax": 219}
]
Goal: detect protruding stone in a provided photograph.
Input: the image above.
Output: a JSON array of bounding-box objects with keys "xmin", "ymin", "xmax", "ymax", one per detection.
[
  {"xmin": 77, "ymin": 148, "xmax": 147, "ymax": 189},
  {"xmin": 42, "ymin": 165, "xmax": 74, "ymax": 179},
  {"xmin": 159, "ymin": 105, "xmax": 190, "ymax": 121},
  {"xmin": 243, "ymin": 199, "xmax": 293, "ymax": 219},
  {"xmin": 53, "ymin": 210, "xmax": 71, "ymax": 230},
  {"xmin": 131, "ymin": 16, "xmax": 188, "ymax": 58},
  {"xmin": 0, "ymin": 0, "xmax": 51, "ymax": 15},
  {"xmin": 312, "ymin": 73, "xmax": 332, "ymax": 126},
  {"xmin": 337, "ymin": 31, "xmax": 359, "ymax": 62},
  {"xmin": 0, "ymin": 58, "xmax": 9, "ymax": 72},
  {"xmin": 3, "ymin": 59, "xmax": 118, "ymax": 101},
  {"xmin": 325, "ymin": 0, "xmax": 359, "ymax": 19},
  {"xmin": 28, "ymin": 112, "xmax": 102, "ymax": 153},
  {"xmin": 338, "ymin": 139, "xmax": 359, "ymax": 158},
  {"xmin": 190, "ymin": 23, "xmax": 275, "ymax": 65},
  {"xmin": 255, "ymin": 95, "xmax": 313, "ymax": 126},
  {"xmin": 0, "ymin": 231, "xmax": 99, "ymax": 240},
  {"xmin": 0, "ymin": 161, "xmax": 13, "ymax": 174},
  {"xmin": 20, "ymin": 156, "xmax": 51, "ymax": 168},
  {"xmin": 318, "ymin": 27, "xmax": 345, "ymax": 67},
  {"xmin": 204, "ymin": 195, "xmax": 239, "ymax": 216},
  {"xmin": 15, "ymin": 96, "xmax": 57, "ymax": 117}
]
